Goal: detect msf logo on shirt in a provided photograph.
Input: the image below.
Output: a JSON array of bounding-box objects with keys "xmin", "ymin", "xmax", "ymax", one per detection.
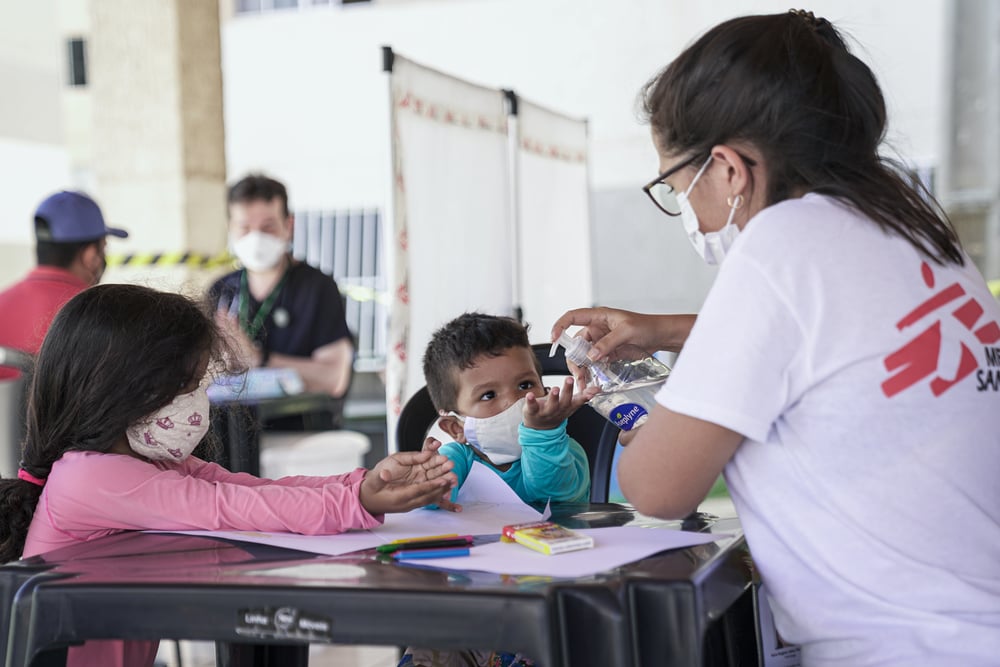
[{"xmin": 882, "ymin": 261, "xmax": 1000, "ymax": 398}]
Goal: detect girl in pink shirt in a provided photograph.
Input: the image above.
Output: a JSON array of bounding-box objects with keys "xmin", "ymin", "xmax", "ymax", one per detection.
[{"xmin": 0, "ymin": 284, "xmax": 458, "ymax": 667}]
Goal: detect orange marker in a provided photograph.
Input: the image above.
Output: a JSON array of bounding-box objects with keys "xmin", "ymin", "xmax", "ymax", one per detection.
[{"xmin": 389, "ymin": 533, "xmax": 460, "ymax": 545}]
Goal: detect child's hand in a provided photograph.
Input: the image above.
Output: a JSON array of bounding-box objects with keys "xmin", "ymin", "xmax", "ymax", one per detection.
[
  {"xmin": 521, "ymin": 377, "xmax": 598, "ymax": 431},
  {"xmin": 359, "ymin": 443, "xmax": 461, "ymax": 515},
  {"xmin": 419, "ymin": 436, "xmax": 463, "ymax": 511}
]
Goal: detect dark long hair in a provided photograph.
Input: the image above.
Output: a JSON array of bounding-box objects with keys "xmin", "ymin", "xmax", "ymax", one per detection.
[
  {"xmin": 642, "ymin": 10, "xmax": 963, "ymax": 265},
  {"xmin": 0, "ymin": 285, "xmax": 228, "ymax": 562}
]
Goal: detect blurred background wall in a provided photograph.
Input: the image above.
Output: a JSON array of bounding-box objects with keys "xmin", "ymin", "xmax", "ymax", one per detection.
[{"xmin": 1, "ymin": 0, "xmax": 997, "ymax": 370}]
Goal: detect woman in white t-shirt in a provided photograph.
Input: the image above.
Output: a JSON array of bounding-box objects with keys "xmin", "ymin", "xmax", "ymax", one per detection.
[{"xmin": 553, "ymin": 10, "xmax": 1000, "ymax": 667}]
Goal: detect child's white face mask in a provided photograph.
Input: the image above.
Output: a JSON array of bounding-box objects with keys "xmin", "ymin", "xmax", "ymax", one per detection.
[
  {"xmin": 127, "ymin": 384, "xmax": 210, "ymax": 461},
  {"xmin": 450, "ymin": 397, "xmax": 526, "ymax": 465}
]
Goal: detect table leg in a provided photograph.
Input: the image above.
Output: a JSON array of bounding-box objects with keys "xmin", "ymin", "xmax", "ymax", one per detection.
[{"xmin": 215, "ymin": 642, "xmax": 309, "ymax": 667}]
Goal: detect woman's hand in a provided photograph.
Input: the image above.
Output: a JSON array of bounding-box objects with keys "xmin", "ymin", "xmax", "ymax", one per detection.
[
  {"xmin": 359, "ymin": 441, "xmax": 460, "ymax": 515},
  {"xmin": 551, "ymin": 307, "xmax": 696, "ymax": 362}
]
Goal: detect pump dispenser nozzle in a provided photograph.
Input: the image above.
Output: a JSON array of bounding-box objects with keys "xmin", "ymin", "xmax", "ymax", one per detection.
[
  {"xmin": 550, "ymin": 331, "xmax": 592, "ymax": 366},
  {"xmin": 550, "ymin": 332, "xmax": 624, "ymax": 387}
]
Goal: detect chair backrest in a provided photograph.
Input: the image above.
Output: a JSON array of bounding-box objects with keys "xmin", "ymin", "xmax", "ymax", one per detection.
[
  {"xmin": 0, "ymin": 347, "xmax": 32, "ymax": 479},
  {"xmin": 395, "ymin": 343, "xmax": 620, "ymax": 502}
]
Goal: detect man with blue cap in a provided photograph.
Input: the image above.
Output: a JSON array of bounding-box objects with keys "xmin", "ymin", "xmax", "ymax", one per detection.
[{"xmin": 0, "ymin": 191, "xmax": 128, "ymax": 376}]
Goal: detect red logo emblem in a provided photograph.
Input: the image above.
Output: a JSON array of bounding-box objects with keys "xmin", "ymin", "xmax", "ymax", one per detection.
[{"xmin": 882, "ymin": 261, "xmax": 1000, "ymax": 397}]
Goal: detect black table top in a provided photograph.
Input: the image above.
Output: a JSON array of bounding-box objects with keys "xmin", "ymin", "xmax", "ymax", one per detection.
[{"xmin": 1, "ymin": 504, "xmax": 751, "ymax": 667}]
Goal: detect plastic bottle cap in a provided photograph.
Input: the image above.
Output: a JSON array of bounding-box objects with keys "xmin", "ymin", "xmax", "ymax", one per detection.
[{"xmin": 553, "ymin": 332, "xmax": 592, "ymax": 366}]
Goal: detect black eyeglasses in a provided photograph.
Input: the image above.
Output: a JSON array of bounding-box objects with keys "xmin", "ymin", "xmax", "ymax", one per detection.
[{"xmin": 641, "ymin": 154, "xmax": 701, "ymax": 217}]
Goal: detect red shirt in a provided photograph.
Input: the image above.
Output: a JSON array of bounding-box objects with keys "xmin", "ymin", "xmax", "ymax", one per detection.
[{"xmin": 0, "ymin": 266, "xmax": 88, "ymax": 378}]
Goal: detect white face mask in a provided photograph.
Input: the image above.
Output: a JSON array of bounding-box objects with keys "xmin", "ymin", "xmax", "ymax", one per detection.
[
  {"xmin": 127, "ymin": 385, "xmax": 211, "ymax": 461},
  {"xmin": 450, "ymin": 397, "xmax": 526, "ymax": 465},
  {"xmin": 676, "ymin": 155, "xmax": 742, "ymax": 265},
  {"xmin": 230, "ymin": 231, "xmax": 288, "ymax": 271}
]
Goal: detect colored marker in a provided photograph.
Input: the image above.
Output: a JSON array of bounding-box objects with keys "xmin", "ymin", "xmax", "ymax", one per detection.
[
  {"xmin": 392, "ymin": 547, "xmax": 471, "ymax": 560},
  {"xmin": 389, "ymin": 533, "xmax": 460, "ymax": 545},
  {"xmin": 376, "ymin": 537, "xmax": 473, "ymax": 554}
]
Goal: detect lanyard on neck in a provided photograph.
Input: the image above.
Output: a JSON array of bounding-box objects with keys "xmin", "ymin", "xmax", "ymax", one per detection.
[{"xmin": 239, "ymin": 266, "xmax": 290, "ymax": 340}]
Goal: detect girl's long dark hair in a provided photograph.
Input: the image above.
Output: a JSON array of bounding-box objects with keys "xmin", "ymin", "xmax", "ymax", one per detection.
[
  {"xmin": 0, "ymin": 284, "xmax": 228, "ymax": 562},
  {"xmin": 642, "ymin": 10, "xmax": 963, "ymax": 265}
]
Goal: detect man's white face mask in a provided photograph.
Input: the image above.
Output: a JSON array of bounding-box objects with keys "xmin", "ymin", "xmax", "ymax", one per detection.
[
  {"xmin": 676, "ymin": 155, "xmax": 742, "ymax": 265},
  {"xmin": 449, "ymin": 397, "xmax": 526, "ymax": 465},
  {"xmin": 230, "ymin": 231, "xmax": 288, "ymax": 271}
]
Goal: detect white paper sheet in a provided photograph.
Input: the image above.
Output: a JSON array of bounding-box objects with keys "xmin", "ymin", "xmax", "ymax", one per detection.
[
  {"xmin": 372, "ymin": 464, "xmax": 544, "ymax": 540},
  {"xmin": 150, "ymin": 464, "xmax": 541, "ymax": 555},
  {"xmin": 153, "ymin": 528, "xmax": 385, "ymax": 556},
  {"xmin": 400, "ymin": 526, "xmax": 727, "ymax": 578},
  {"xmin": 150, "ymin": 465, "xmax": 729, "ymax": 575}
]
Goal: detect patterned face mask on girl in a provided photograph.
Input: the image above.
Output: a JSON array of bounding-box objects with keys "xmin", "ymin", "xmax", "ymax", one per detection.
[
  {"xmin": 126, "ymin": 384, "xmax": 211, "ymax": 461},
  {"xmin": 450, "ymin": 397, "xmax": 526, "ymax": 465}
]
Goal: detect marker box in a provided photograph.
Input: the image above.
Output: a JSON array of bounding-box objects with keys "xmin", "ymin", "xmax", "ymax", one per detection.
[{"xmin": 501, "ymin": 521, "xmax": 594, "ymax": 555}]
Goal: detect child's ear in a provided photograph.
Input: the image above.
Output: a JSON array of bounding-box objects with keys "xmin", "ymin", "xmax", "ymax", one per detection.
[{"xmin": 437, "ymin": 415, "xmax": 466, "ymax": 443}]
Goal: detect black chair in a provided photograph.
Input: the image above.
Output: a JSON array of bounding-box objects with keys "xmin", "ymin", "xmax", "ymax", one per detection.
[
  {"xmin": 0, "ymin": 347, "xmax": 32, "ymax": 480},
  {"xmin": 395, "ymin": 343, "xmax": 621, "ymax": 502}
]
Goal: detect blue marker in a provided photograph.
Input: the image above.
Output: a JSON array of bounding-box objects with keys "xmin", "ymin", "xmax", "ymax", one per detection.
[{"xmin": 392, "ymin": 547, "xmax": 471, "ymax": 560}]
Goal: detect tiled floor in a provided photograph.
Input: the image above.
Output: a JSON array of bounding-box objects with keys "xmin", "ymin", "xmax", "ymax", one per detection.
[
  {"xmin": 158, "ymin": 641, "xmax": 400, "ymax": 667},
  {"xmin": 699, "ymin": 495, "xmax": 737, "ymax": 518}
]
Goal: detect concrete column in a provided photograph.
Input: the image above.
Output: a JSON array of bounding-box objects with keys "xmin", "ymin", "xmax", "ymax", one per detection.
[
  {"xmin": 942, "ymin": 0, "xmax": 1000, "ymax": 280},
  {"xmin": 89, "ymin": 0, "xmax": 227, "ymax": 292}
]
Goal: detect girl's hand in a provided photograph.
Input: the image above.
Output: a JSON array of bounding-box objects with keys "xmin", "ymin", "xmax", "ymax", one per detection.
[
  {"xmin": 359, "ymin": 443, "xmax": 460, "ymax": 515},
  {"xmin": 521, "ymin": 377, "xmax": 598, "ymax": 431},
  {"xmin": 419, "ymin": 436, "xmax": 462, "ymax": 511}
]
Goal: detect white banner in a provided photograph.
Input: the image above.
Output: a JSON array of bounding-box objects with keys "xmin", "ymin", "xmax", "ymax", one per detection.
[
  {"xmin": 514, "ymin": 99, "xmax": 593, "ymax": 341},
  {"xmin": 386, "ymin": 55, "xmax": 513, "ymax": 447}
]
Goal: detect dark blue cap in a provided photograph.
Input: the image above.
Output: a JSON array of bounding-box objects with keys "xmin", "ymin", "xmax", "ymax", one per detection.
[{"xmin": 34, "ymin": 191, "xmax": 129, "ymax": 243}]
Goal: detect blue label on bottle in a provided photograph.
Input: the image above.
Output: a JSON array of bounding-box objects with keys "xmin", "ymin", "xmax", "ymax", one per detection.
[{"xmin": 611, "ymin": 403, "xmax": 648, "ymax": 431}]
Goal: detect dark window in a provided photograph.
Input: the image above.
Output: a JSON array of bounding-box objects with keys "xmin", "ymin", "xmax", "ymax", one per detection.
[
  {"xmin": 235, "ymin": 0, "xmax": 368, "ymax": 14},
  {"xmin": 67, "ymin": 38, "xmax": 87, "ymax": 87}
]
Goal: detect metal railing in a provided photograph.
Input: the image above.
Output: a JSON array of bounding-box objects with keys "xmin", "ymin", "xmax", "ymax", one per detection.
[{"xmin": 292, "ymin": 208, "xmax": 386, "ymax": 370}]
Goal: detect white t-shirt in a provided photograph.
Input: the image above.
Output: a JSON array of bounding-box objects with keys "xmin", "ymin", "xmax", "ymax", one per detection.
[{"xmin": 657, "ymin": 193, "xmax": 1000, "ymax": 666}]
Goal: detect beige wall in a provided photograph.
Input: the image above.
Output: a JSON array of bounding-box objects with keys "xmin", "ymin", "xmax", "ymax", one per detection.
[
  {"xmin": 0, "ymin": 0, "xmax": 64, "ymax": 146},
  {"xmin": 0, "ymin": 0, "xmax": 230, "ymax": 295},
  {"xmin": 89, "ymin": 0, "xmax": 228, "ymax": 293},
  {"xmin": 0, "ymin": 0, "xmax": 70, "ymax": 290}
]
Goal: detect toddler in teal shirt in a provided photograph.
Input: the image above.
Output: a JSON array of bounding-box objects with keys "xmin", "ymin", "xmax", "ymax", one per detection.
[
  {"xmin": 401, "ymin": 312, "xmax": 595, "ymax": 667},
  {"xmin": 423, "ymin": 312, "xmax": 593, "ymax": 509}
]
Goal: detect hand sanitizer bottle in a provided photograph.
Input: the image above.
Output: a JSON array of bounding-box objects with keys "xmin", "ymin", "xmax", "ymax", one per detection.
[{"xmin": 551, "ymin": 332, "xmax": 671, "ymax": 431}]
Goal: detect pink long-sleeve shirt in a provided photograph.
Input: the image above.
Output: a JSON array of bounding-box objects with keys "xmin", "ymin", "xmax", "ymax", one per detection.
[{"xmin": 23, "ymin": 450, "xmax": 383, "ymax": 667}]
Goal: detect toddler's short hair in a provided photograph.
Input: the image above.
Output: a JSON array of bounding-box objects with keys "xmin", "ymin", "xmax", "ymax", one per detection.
[{"xmin": 423, "ymin": 312, "xmax": 539, "ymax": 411}]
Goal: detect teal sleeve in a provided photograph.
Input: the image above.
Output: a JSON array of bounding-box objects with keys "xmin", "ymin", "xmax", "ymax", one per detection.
[
  {"xmin": 431, "ymin": 441, "xmax": 475, "ymax": 507},
  {"xmin": 515, "ymin": 421, "xmax": 590, "ymax": 503}
]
